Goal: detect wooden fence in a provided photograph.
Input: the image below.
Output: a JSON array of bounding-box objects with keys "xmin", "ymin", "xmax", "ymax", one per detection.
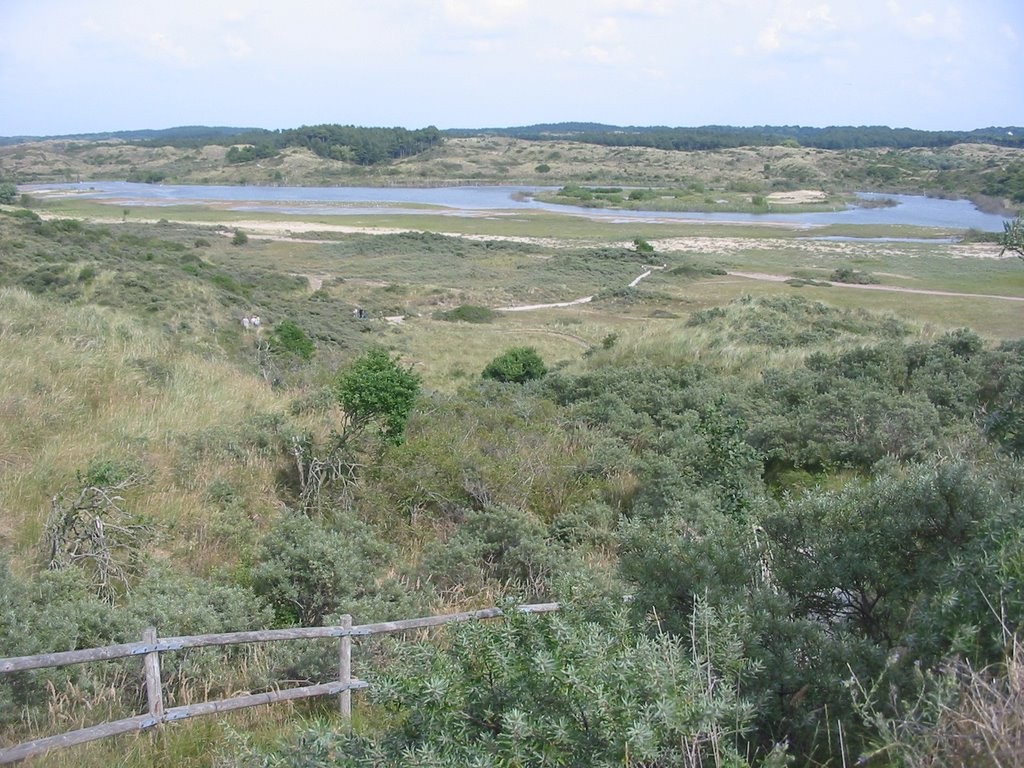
[{"xmin": 0, "ymin": 601, "xmax": 560, "ymax": 765}]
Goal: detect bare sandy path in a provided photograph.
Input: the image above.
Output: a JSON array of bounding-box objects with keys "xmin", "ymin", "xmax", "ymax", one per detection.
[
  {"xmin": 727, "ymin": 271, "xmax": 1024, "ymax": 302},
  {"xmin": 494, "ymin": 265, "xmax": 665, "ymax": 312}
]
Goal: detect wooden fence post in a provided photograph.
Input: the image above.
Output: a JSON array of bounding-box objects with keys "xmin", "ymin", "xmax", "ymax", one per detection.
[
  {"xmin": 142, "ymin": 627, "xmax": 163, "ymax": 719},
  {"xmin": 338, "ymin": 615, "xmax": 352, "ymax": 719}
]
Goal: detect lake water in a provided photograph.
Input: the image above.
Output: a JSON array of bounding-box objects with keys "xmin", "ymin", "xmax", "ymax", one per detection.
[{"xmin": 22, "ymin": 181, "xmax": 1011, "ymax": 232}]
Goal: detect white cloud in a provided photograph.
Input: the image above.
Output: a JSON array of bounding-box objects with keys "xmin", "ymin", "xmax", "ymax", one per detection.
[
  {"xmin": 0, "ymin": 0, "xmax": 1020, "ymax": 134},
  {"xmin": 442, "ymin": 0, "xmax": 529, "ymax": 29},
  {"xmin": 756, "ymin": 1, "xmax": 838, "ymax": 55},
  {"xmin": 144, "ymin": 32, "xmax": 196, "ymax": 67},
  {"xmin": 224, "ymin": 34, "xmax": 252, "ymax": 60}
]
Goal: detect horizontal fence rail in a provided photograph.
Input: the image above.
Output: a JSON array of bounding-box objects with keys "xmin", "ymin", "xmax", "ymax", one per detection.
[{"xmin": 0, "ymin": 602, "xmax": 560, "ymax": 765}]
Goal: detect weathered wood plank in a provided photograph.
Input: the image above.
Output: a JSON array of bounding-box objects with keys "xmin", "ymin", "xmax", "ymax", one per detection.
[
  {"xmin": 0, "ymin": 641, "xmax": 151, "ymax": 673},
  {"xmin": 338, "ymin": 614, "xmax": 352, "ymax": 718},
  {"xmin": 142, "ymin": 627, "xmax": 163, "ymax": 718},
  {"xmin": 356, "ymin": 602, "xmax": 561, "ymax": 636},
  {"xmin": 0, "ymin": 625, "xmax": 365, "ymax": 672},
  {"xmin": 0, "ymin": 603, "xmax": 560, "ymax": 673},
  {"xmin": 0, "ymin": 680, "xmax": 368, "ymax": 765}
]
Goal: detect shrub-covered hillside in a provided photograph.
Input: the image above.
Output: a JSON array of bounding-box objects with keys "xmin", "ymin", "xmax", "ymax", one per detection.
[{"xmin": 1, "ymin": 205, "xmax": 1023, "ymax": 767}]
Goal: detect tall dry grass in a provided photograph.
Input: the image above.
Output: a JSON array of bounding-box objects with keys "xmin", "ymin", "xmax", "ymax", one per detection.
[
  {"xmin": 853, "ymin": 638, "xmax": 1024, "ymax": 768},
  {"xmin": 0, "ymin": 287, "xmax": 290, "ymax": 570}
]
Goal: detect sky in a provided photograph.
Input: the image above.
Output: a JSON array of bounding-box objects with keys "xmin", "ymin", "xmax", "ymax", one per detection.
[{"xmin": 1, "ymin": 0, "xmax": 1021, "ymax": 136}]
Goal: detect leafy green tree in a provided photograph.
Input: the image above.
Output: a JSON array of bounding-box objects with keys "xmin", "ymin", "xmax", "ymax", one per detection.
[
  {"xmin": 481, "ymin": 346, "xmax": 547, "ymax": 384},
  {"xmin": 225, "ymin": 144, "xmax": 277, "ymax": 164},
  {"xmin": 335, "ymin": 347, "xmax": 421, "ymax": 443}
]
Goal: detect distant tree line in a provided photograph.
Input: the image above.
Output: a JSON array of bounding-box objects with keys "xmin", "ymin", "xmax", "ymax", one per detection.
[
  {"xmin": 7, "ymin": 122, "xmax": 1021, "ymax": 153},
  {"xmin": 217, "ymin": 124, "xmax": 443, "ymax": 165},
  {"xmin": 448, "ymin": 122, "xmax": 1024, "ymax": 150}
]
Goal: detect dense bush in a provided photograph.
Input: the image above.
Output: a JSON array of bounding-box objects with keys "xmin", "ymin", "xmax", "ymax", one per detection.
[
  {"xmin": 269, "ymin": 319, "xmax": 315, "ymax": 360},
  {"xmin": 433, "ymin": 304, "xmax": 497, "ymax": 323},
  {"xmin": 249, "ymin": 513, "xmax": 394, "ymax": 627},
  {"xmin": 416, "ymin": 504, "xmax": 560, "ymax": 601},
  {"xmin": 686, "ymin": 294, "xmax": 909, "ymax": 348},
  {"xmin": 481, "ymin": 346, "xmax": 547, "ymax": 383},
  {"xmin": 0, "ymin": 561, "xmax": 272, "ymax": 729},
  {"xmin": 831, "ymin": 267, "xmax": 880, "ymax": 284},
  {"xmin": 242, "ymin": 600, "xmax": 762, "ymax": 767}
]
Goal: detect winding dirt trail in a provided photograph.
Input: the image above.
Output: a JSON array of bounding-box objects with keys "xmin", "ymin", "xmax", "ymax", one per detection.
[
  {"xmin": 492, "ymin": 266, "xmax": 1024, "ymax": 315},
  {"xmin": 494, "ymin": 265, "xmax": 665, "ymax": 312}
]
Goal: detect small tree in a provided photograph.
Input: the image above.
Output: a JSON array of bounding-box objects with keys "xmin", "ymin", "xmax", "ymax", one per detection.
[
  {"xmin": 231, "ymin": 228, "xmax": 249, "ymax": 246},
  {"xmin": 335, "ymin": 347, "xmax": 421, "ymax": 443},
  {"xmin": 1000, "ymin": 212, "xmax": 1024, "ymax": 260},
  {"xmin": 482, "ymin": 346, "xmax": 547, "ymax": 383}
]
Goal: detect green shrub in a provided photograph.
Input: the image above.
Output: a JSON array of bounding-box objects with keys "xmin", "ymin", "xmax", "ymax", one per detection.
[
  {"xmin": 633, "ymin": 237, "xmax": 655, "ymax": 253},
  {"xmin": 231, "ymin": 229, "xmax": 248, "ymax": 246},
  {"xmin": 250, "ymin": 599, "xmax": 756, "ymax": 767},
  {"xmin": 269, "ymin": 319, "xmax": 315, "ymax": 360},
  {"xmin": 249, "ymin": 513, "xmax": 391, "ymax": 627},
  {"xmin": 417, "ymin": 504, "xmax": 558, "ymax": 600},
  {"xmin": 481, "ymin": 346, "xmax": 547, "ymax": 384},
  {"xmin": 434, "ymin": 304, "xmax": 497, "ymax": 323},
  {"xmin": 831, "ymin": 267, "xmax": 880, "ymax": 284},
  {"xmin": 0, "ymin": 181, "xmax": 17, "ymax": 204},
  {"xmin": 0, "ymin": 561, "xmax": 272, "ymax": 729}
]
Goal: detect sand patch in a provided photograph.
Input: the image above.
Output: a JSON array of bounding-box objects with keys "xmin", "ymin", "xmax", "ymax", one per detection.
[{"xmin": 766, "ymin": 190, "xmax": 829, "ymax": 204}]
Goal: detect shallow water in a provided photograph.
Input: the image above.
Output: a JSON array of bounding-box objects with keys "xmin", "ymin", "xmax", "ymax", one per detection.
[{"xmin": 22, "ymin": 182, "xmax": 1011, "ymax": 232}]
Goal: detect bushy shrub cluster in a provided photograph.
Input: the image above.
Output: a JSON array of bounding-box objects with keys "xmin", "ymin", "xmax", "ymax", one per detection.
[
  {"xmin": 432, "ymin": 304, "xmax": 497, "ymax": 323},
  {"xmin": 481, "ymin": 346, "xmax": 547, "ymax": 383}
]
